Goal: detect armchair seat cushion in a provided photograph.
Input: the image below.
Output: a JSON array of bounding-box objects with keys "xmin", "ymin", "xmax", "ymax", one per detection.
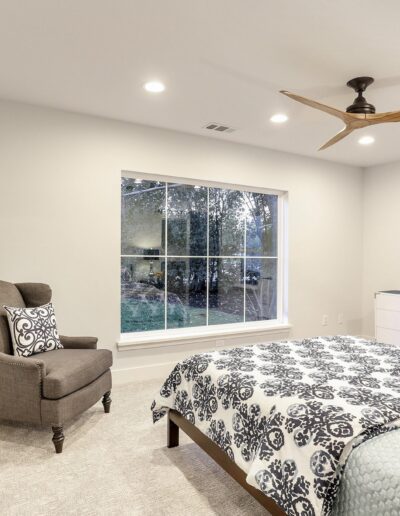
[{"xmin": 27, "ymin": 349, "xmax": 113, "ymax": 399}]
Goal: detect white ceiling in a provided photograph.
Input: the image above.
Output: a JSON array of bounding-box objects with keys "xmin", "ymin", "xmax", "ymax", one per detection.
[{"xmin": 1, "ymin": 0, "xmax": 400, "ymax": 167}]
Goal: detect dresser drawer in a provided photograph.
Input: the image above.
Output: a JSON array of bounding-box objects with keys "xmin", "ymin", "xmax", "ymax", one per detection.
[
  {"xmin": 375, "ymin": 309, "xmax": 400, "ymax": 331},
  {"xmin": 375, "ymin": 293, "xmax": 400, "ymax": 312},
  {"xmin": 376, "ymin": 327, "xmax": 400, "ymax": 346}
]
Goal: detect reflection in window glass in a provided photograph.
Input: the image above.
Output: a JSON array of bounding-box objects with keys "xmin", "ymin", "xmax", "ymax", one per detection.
[
  {"xmin": 121, "ymin": 176, "xmax": 282, "ymax": 333},
  {"xmin": 167, "ymin": 258, "xmax": 207, "ymax": 328},
  {"xmin": 209, "ymin": 188, "xmax": 245, "ymax": 256},
  {"xmin": 121, "ymin": 257, "xmax": 165, "ymax": 332},
  {"xmin": 121, "ymin": 178, "xmax": 165, "ymax": 255},
  {"xmin": 208, "ymin": 258, "xmax": 244, "ymax": 325},
  {"xmin": 168, "ymin": 184, "xmax": 207, "ymax": 256},
  {"xmin": 245, "ymin": 258, "xmax": 277, "ymax": 321},
  {"xmin": 245, "ymin": 192, "xmax": 278, "ymax": 256}
]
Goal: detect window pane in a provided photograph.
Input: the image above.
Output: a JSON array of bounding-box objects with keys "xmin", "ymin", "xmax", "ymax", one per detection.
[
  {"xmin": 209, "ymin": 188, "xmax": 245, "ymax": 256},
  {"xmin": 167, "ymin": 258, "xmax": 207, "ymax": 328},
  {"xmin": 208, "ymin": 258, "xmax": 244, "ymax": 325},
  {"xmin": 121, "ymin": 257, "xmax": 165, "ymax": 332},
  {"xmin": 167, "ymin": 184, "xmax": 207, "ymax": 256},
  {"xmin": 245, "ymin": 258, "xmax": 277, "ymax": 321},
  {"xmin": 245, "ymin": 192, "xmax": 278, "ymax": 256},
  {"xmin": 121, "ymin": 175, "xmax": 282, "ymax": 334},
  {"xmin": 121, "ymin": 178, "xmax": 165, "ymax": 255}
]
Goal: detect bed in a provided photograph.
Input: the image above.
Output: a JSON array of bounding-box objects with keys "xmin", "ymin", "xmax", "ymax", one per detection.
[{"xmin": 151, "ymin": 336, "xmax": 400, "ymax": 515}]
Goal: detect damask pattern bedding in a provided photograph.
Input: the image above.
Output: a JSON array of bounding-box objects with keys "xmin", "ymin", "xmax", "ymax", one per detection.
[{"xmin": 151, "ymin": 336, "xmax": 400, "ymax": 516}]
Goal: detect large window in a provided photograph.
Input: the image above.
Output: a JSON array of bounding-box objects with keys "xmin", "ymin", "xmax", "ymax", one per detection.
[{"xmin": 121, "ymin": 174, "xmax": 284, "ymax": 334}]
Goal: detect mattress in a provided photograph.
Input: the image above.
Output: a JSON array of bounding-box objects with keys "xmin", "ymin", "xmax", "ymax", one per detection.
[{"xmin": 152, "ymin": 336, "xmax": 400, "ymax": 515}]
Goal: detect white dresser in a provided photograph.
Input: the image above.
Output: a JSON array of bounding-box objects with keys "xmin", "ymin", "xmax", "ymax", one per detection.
[{"xmin": 375, "ymin": 290, "xmax": 400, "ymax": 345}]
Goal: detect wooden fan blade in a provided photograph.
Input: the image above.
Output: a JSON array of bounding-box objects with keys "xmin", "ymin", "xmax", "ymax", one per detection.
[
  {"xmin": 319, "ymin": 126, "xmax": 354, "ymax": 151},
  {"xmin": 280, "ymin": 91, "xmax": 354, "ymax": 122},
  {"xmin": 366, "ymin": 111, "xmax": 400, "ymax": 124}
]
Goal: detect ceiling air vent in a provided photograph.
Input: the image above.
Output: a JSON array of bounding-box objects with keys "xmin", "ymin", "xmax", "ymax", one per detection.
[{"xmin": 204, "ymin": 123, "xmax": 236, "ymax": 134}]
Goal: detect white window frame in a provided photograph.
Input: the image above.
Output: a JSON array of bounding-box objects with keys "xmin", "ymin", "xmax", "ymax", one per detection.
[{"xmin": 118, "ymin": 170, "xmax": 289, "ymax": 350}]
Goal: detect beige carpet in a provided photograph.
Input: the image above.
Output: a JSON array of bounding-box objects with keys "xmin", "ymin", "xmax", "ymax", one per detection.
[{"xmin": 0, "ymin": 380, "xmax": 269, "ymax": 515}]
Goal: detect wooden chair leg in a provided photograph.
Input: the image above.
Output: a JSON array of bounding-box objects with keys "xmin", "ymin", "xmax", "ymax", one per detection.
[
  {"xmin": 102, "ymin": 391, "xmax": 112, "ymax": 413},
  {"xmin": 167, "ymin": 415, "xmax": 179, "ymax": 448},
  {"xmin": 52, "ymin": 426, "xmax": 64, "ymax": 454}
]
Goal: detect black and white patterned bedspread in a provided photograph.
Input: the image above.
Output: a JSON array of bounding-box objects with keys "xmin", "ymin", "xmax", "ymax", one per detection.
[{"xmin": 151, "ymin": 336, "xmax": 400, "ymax": 515}]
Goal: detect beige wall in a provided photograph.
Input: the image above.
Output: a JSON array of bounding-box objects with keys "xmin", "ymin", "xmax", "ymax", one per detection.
[
  {"xmin": 0, "ymin": 100, "xmax": 364, "ymax": 376},
  {"xmin": 362, "ymin": 161, "xmax": 400, "ymax": 336}
]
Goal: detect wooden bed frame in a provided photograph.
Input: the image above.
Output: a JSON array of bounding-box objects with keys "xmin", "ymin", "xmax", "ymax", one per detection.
[{"xmin": 167, "ymin": 409, "xmax": 286, "ymax": 516}]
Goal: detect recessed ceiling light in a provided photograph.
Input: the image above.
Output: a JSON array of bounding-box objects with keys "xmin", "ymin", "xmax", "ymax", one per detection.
[
  {"xmin": 134, "ymin": 179, "xmax": 142, "ymax": 184},
  {"xmin": 270, "ymin": 113, "xmax": 288, "ymax": 124},
  {"xmin": 358, "ymin": 135, "xmax": 375, "ymax": 145},
  {"xmin": 144, "ymin": 81, "xmax": 165, "ymax": 93}
]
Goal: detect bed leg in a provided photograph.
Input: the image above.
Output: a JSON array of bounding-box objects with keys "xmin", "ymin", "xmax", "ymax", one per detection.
[{"xmin": 167, "ymin": 414, "xmax": 179, "ymax": 448}]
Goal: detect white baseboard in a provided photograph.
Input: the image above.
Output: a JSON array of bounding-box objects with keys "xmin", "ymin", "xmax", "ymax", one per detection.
[{"xmin": 111, "ymin": 361, "xmax": 176, "ymax": 385}]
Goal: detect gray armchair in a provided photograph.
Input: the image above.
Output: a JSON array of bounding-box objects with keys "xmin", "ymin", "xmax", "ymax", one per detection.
[{"xmin": 0, "ymin": 280, "xmax": 112, "ymax": 453}]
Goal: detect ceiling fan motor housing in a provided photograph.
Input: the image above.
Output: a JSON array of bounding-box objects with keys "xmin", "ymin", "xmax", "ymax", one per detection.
[{"xmin": 346, "ymin": 76, "xmax": 376, "ymax": 114}]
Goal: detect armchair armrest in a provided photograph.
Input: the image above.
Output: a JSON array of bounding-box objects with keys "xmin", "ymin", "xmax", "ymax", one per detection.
[
  {"xmin": 60, "ymin": 336, "xmax": 98, "ymax": 350},
  {"xmin": 0, "ymin": 352, "xmax": 45, "ymax": 424}
]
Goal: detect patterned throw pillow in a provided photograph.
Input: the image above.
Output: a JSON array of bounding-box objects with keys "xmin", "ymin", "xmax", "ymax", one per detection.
[{"xmin": 3, "ymin": 303, "xmax": 63, "ymax": 357}]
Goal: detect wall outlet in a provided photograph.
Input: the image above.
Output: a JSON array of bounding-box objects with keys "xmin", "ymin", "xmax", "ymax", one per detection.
[
  {"xmin": 322, "ymin": 314, "xmax": 328, "ymax": 326},
  {"xmin": 338, "ymin": 313, "xmax": 344, "ymax": 325}
]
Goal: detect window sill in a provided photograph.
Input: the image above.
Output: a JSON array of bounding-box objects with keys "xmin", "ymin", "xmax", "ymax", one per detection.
[{"xmin": 117, "ymin": 322, "xmax": 292, "ymax": 351}]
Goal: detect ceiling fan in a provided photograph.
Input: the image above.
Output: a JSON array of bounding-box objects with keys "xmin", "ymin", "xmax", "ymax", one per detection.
[{"xmin": 281, "ymin": 77, "xmax": 400, "ymax": 150}]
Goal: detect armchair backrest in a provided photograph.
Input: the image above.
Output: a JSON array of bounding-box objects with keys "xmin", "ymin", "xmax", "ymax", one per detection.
[{"xmin": 0, "ymin": 281, "xmax": 52, "ymax": 355}]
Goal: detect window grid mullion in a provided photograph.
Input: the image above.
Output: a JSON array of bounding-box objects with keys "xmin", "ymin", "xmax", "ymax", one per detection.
[
  {"xmin": 121, "ymin": 255, "xmax": 278, "ymax": 259},
  {"xmin": 243, "ymin": 213, "xmax": 247, "ymax": 324},
  {"xmin": 206, "ymin": 187, "xmax": 210, "ymax": 326},
  {"xmin": 164, "ymin": 183, "xmax": 168, "ymax": 330}
]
